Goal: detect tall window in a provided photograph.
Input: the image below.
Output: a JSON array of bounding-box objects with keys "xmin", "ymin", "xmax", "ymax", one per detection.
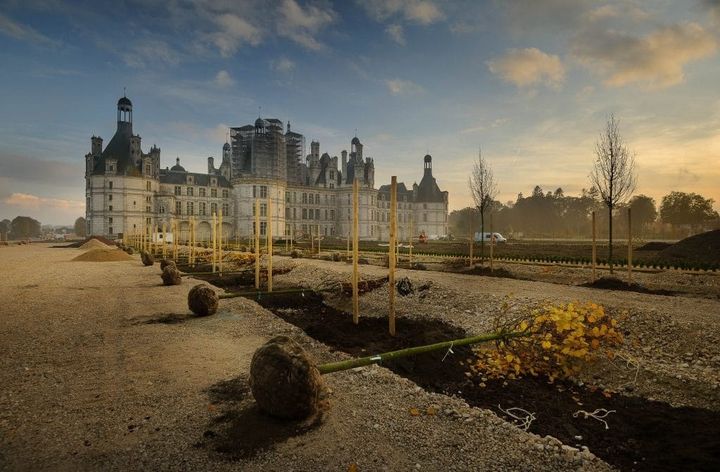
[
  {"xmin": 211, "ymin": 203, "xmax": 217, "ymax": 214},
  {"xmin": 222, "ymin": 203, "xmax": 229, "ymax": 215},
  {"xmin": 108, "ymin": 194, "xmax": 113, "ymax": 201},
  {"xmin": 222, "ymin": 189, "xmax": 229, "ymax": 198},
  {"xmin": 175, "ymin": 201, "xmax": 181, "ymax": 215},
  {"xmin": 174, "ymin": 186, "xmax": 181, "ymax": 196},
  {"xmin": 187, "ymin": 187, "xmax": 193, "ymax": 196},
  {"xmin": 302, "ymin": 193, "xmax": 307, "ymax": 204},
  {"xmin": 260, "ymin": 203, "xmax": 267, "ymax": 217},
  {"xmin": 108, "ymin": 181, "xmax": 113, "ymax": 189},
  {"xmin": 211, "ymin": 188, "xmax": 217, "ymax": 198},
  {"xmin": 187, "ymin": 202, "xmax": 194, "ymax": 215},
  {"xmin": 146, "ymin": 181, "xmax": 151, "ymax": 191},
  {"xmin": 199, "ymin": 188, "xmax": 206, "ymax": 197},
  {"xmin": 199, "ymin": 202, "xmax": 206, "ymax": 215},
  {"xmin": 309, "ymin": 194, "xmax": 314, "ymax": 204},
  {"xmin": 259, "ymin": 186, "xmax": 268, "ymax": 198},
  {"xmin": 260, "ymin": 221, "xmax": 267, "ymax": 236}
]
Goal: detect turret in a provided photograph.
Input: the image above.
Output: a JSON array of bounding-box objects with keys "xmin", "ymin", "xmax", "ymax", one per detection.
[{"xmin": 91, "ymin": 136, "xmax": 103, "ymax": 155}]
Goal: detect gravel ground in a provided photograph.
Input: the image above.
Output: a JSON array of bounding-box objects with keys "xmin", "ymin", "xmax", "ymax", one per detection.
[{"xmin": 0, "ymin": 245, "xmax": 611, "ymax": 471}]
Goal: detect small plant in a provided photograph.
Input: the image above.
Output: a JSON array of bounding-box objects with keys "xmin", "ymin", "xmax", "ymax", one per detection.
[{"xmin": 469, "ymin": 301, "xmax": 623, "ymax": 383}]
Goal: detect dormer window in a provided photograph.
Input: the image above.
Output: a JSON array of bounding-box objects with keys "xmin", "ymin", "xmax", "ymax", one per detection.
[{"xmin": 211, "ymin": 178, "xmax": 217, "ymax": 186}]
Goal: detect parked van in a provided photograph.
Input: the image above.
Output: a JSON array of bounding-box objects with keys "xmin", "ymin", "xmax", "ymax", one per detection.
[{"xmin": 473, "ymin": 232, "xmax": 506, "ymax": 243}]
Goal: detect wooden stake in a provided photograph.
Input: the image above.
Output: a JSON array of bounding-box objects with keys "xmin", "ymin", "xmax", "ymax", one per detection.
[
  {"xmin": 162, "ymin": 222, "xmax": 167, "ymax": 258},
  {"xmin": 469, "ymin": 218, "xmax": 474, "ymax": 266},
  {"xmin": 172, "ymin": 218, "xmax": 178, "ymax": 260},
  {"xmin": 255, "ymin": 199, "xmax": 260, "ymax": 290},
  {"xmin": 317, "ymin": 224, "xmax": 321, "ymax": 255},
  {"xmin": 352, "ymin": 178, "xmax": 360, "ymax": 325},
  {"xmin": 346, "ymin": 230, "xmax": 350, "ymax": 259},
  {"xmin": 591, "ymin": 211, "xmax": 597, "ymax": 281},
  {"xmin": 219, "ymin": 208, "xmax": 223, "ymax": 275},
  {"xmin": 311, "ymin": 223, "xmax": 315, "ymax": 254},
  {"xmin": 489, "ymin": 215, "xmax": 494, "ymax": 273},
  {"xmin": 627, "ymin": 207, "xmax": 632, "ymax": 283},
  {"xmin": 389, "ymin": 176, "xmax": 397, "ymax": 336},
  {"xmin": 191, "ymin": 216, "xmax": 196, "ymax": 267},
  {"xmin": 409, "ymin": 216, "xmax": 413, "ymax": 267},
  {"xmin": 267, "ymin": 196, "xmax": 273, "ymax": 292}
]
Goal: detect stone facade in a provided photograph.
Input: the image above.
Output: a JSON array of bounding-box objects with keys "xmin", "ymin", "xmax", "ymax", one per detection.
[{"xmin": 85, "ymin": 97, "xmax": 448, "ymax": 241}]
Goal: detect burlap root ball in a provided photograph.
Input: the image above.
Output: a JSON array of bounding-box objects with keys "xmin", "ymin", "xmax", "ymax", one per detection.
[
  {"xmin": 250, "ymin": 336, "xmax": 325, "ymax": 420},
  {"xmin": 125, "ymin": 247, "xmax": 134, "ymax": 255},
  {"xmin": 161, "ymin": 265, "xmax": 182, "ymax": 285},
  {"xmin": 187, "ymin": 284, "xmax": 218, "ymax": 316},
  {"xmin": 160, "ymin": 258, "xmax": 176, "ymax": 271},
  {"xmin": 140, "ymin": 251, "xmax": 155, "ymax": 266}
]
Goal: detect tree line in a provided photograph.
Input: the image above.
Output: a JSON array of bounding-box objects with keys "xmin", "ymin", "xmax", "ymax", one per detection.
[
  {"xmin": 0, "ymin": 216, "xmax": 87, "ymax": 240},
  {"xmin": 450, "ymin": 188, "xmax": 718, "ymax": 239}
]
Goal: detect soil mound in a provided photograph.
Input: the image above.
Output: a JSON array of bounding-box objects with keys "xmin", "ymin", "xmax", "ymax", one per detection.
[
  {"xmin": 72, "ymin": 248, "xmax": 132, "ymax": 262},
  {"xmin": 660, "ymin": 230, "xmax": 720, "ymax": 264},
  {"xmin": 636, "ymin": 241, "xmax": 672, "ymax": 251},
  {"xmin": 581, "ymin": 277, "xmax": 675, "ymax": 296},
  {"xmin": 79, "ymin": 239, "xmax": 110, "ymax": 250},
  {"xmin": 65, "ymin": 236, "xmax": 117, "ymax": 248}
]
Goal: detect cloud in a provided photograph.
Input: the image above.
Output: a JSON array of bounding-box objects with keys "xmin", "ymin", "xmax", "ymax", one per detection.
[
  {"xmin": 123, "ymin": 39, "xmax": 181, "ymax": 68},
  {"xmin": 487, "ymin": 48, "xmax": 565, "ymax": 88},
  {"xmin": 213, "ymin": 70, "xmax": 234, "ymax": 87},
  {"xmin": 0, "ymin": 12, "xmax": 57, "ymax": 46},
  {"xmin": 359, "ymin": 0, "xmax": 443, "ymax": 25},
  {"xmin": 572, "ymin": 22, "xmax": 717, "ymax": 88},
  {"xmin": 385, "ymin": 78, "xmax": 424, "ymax": 95},
  {"xmin": 386, "ymin": 23, "xmax": 405, "ymax": 45},
  {"xmin": 0, "ymin": 153, "xmax": 79, "ymax": 185},
  {"xmin": 209, "ymin": 13, "xmax": 263, "ymax": 57},
  {"xmin": 3, "ymin": 193, "xmax": 84, "ymax": 211},
  {"xmin": 270, "ymin": 56, "xmax": 296, "ymax": 73},
  {"xmin": 277, "ymin": 0, "xmax": 336, "ymax": 50}
]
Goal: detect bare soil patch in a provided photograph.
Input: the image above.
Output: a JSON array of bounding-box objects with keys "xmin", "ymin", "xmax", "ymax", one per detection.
[
  {"xmin": 581, "ymin": 276, "xmax": 676, "ymax": 296},
  {"xmin": 222, "ymin": 288, "xmax": 720, "ymax": 472}
]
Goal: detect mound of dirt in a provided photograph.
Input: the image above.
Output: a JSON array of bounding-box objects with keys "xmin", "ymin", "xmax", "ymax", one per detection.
[
  {"xmin": 581, "ymin": 277, "xmax": 675, "ymax": 296},
  {"xmin": 636, "ymin": 241, "xmax": 672, "ymax": 251},
  {"xmin": 65, "ymin": 236, "xmax": 117, "ymax": 248},
  {"xmin": 79, "ymin": 239, "xmax": 111, "ymax": 250},
  {"xmin": 660, "ymin": 230, "xmax": 720, "ymax": 264},
  {"xmin": 72, "ymin": 248, "xmax": 132, "ymax": 262}
]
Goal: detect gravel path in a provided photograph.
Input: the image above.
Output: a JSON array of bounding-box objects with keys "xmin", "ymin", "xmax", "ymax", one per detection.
[{"xmin": 0, "ymin": 245, "xmax": 611, "ymax": 471}]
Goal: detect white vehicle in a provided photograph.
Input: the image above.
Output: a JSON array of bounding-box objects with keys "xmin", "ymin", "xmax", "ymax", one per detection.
[
  {"xmin": 474, "ymin": 232, "xmax": 506, "ymax": 243},
  {"xmin": 152, "ymin": 232, "xmax": 174, "ymax": 243}
]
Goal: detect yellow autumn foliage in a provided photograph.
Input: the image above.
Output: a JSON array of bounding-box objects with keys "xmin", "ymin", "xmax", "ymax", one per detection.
[{"xmin": 470, "ymin": 301, "xmax": 623, "ymax": 383}]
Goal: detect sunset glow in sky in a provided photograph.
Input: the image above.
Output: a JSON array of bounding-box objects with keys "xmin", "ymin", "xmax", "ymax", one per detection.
[{"xmin": 1, "ymin": 0, "xmax": 719, "ymax": 225}]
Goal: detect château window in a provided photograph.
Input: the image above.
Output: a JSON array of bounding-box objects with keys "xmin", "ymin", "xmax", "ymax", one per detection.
[
  {"xmin": 146, "ymin": 181, "xmax": 151, "ymax": 191},
  {"xmin": 260, "ymin": 203, "xmax": 267, "ymax": 217},
  {"xmin": 108, "ymin": 194, "xmax": 113, "ymax": 201},
  {"xmin": 199, "ymin": 188, "xmax": 206, "ymax": 197},
  {"xmin": 259, "ymin": 186, "xmax": 267, "ymax": 198},
  {"xmin": 187, "ymin": 202, "xmax": 194, "ymax": 215},
  {"xmin": 211, "ymin": 203, "xmax": 217, "ymax": 214},
  {"xmin": 187, "ymin": 187, "xmax": 193, "ymax": 196},
  {"xmin": 303, "ymin": 193, "xmax": 308, "ymax": 204},
  {"xmin": 309, "ymin": 194, "xmax": 314, "ymax": 204},
  {"xmin": 211, "ymin": 188, "xmax": 217, "ymax": 198},
  {"xmin": 176, "ymin": 201, "xmax": 182, "ymax": 215},
  {"xmin": 222, "ymin": 189, "xmax": 229, "ymax": 198},
  {"xmin": 108, "ymin": 181, "xmax": 113, "ymax": 189},
  {"xmin": 222, "ymin": 203, "xmax": 229, "ymax": 215},
  {"xmin": 109, "ymin": 217, "xmax": 113, "ymax": 224},
  {"xmin": 109, "ymin": 227, "xmax": 113, "ymax": 234},
  {"xmin": 200, "ymin": 202, "xmax": 206, "ymax": 215},
  {"xmin": 108, "ymin": 205, "xmax": 113, "ymax": 211},
  {"xmin": 146, "ymin": 206, "xmax": 151, "ymax": 213},
  {"xmin": 174, "ymin": 186, "xmax": 181, "ymax": 196}
]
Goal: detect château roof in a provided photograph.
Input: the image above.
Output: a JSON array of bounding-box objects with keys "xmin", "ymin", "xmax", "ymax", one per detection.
[{"xmin": 159, "ymin": 169, "xmax": 232, "ymax": 188}]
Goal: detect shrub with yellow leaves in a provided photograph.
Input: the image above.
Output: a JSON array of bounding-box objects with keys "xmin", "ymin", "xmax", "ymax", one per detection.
[{"xmin": 470, "ymin": 302, "xmax": 623, "ymax": 383}]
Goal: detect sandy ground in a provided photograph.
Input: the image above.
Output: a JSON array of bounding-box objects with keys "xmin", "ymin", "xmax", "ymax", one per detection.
[{"xmin": 0, "ymin": 244, "xmax": 613, "ymax": 471}]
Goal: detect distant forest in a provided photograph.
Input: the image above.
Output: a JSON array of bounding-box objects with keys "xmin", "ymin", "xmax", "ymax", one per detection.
[{"xmin": 450, "ymin": 188, "xmax": 719, "ymax": 239}]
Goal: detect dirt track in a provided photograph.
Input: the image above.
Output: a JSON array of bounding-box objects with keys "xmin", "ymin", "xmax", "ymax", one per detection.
[{"xmin": 0, "ymin": 244, "xmax": 615, "ymax": 471}]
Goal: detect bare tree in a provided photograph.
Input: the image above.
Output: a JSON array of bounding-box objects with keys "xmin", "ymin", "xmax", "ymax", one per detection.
[
  {"xmin": 469, "ymin": 148, "xmax": 498, "ymax": 264},
  {"xmin": 590, "ymin": 114, "xmax": 636, "ymax": 273}
]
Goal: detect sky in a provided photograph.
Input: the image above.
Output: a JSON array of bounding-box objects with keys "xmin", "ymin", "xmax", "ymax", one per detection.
[{"xmin": 0, "ymin": 0, "xmax": 719, "ymax": 225}]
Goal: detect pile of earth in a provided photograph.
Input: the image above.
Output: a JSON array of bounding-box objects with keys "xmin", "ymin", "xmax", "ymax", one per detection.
[
  {"xmin": 660, "ymin": 230, "xmax": 720, "ymax": 265},
  {"xmin": 79, "ymin": 239, "xmax": 111, "ymax": 250},
  {"xmin": 61, "ymin": 236, "xmax": 117, "ymax": 248},
  {"xmin": 72, "ymin": 248, "xmax": 132, "ymax": 262},
  {"xmin": 636, "ymin": 241, "xmax": 672, "ymax": 251}
]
